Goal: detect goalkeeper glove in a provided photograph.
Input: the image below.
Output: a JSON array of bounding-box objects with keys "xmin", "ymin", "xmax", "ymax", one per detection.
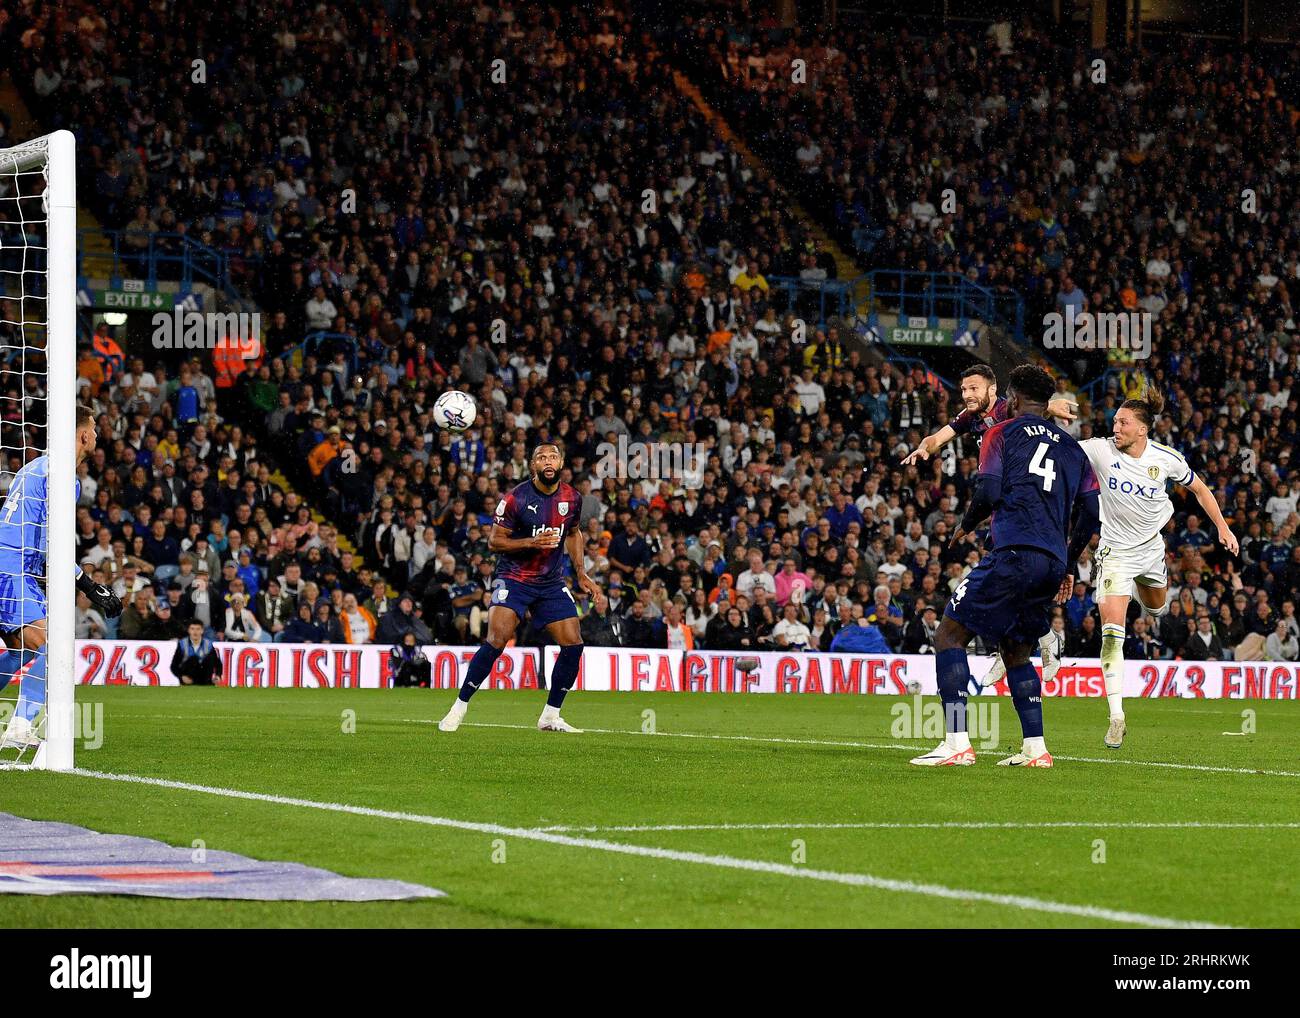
[{"xmin": 77, "ymin": 571, "xmax": 124, "ymax": 618}]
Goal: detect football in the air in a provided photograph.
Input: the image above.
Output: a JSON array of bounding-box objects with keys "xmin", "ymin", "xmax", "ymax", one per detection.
[{"xmin": 433, "ymin": 390, "xmax": 477, "ymax": 433}]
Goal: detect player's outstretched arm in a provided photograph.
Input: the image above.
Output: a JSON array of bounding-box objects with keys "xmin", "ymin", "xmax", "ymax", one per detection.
[
  {"xmin": 901, "ymin": 424, "xmax": 955, "ymax": 466},
  {"xmin": 1186, "ymin": 474, "xmax": 1240, "ymax": 555},
  {"xmin": 565, "ymin": 529, "xmax": 601, "ymax": 598}
]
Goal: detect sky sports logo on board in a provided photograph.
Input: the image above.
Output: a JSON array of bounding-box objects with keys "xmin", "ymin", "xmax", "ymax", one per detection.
[{"xmin": 50, "ymin": 950, "xmax": 151, "ymax": 998}]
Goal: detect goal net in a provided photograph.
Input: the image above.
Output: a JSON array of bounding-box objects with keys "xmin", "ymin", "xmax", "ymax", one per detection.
[{"xmin": 0, "ymin": 131, "xmax": 77, "ymax": 770}]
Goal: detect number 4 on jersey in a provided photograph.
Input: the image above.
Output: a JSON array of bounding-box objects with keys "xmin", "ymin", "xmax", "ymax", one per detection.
[{"xmin": 1029, "ymin": 442, "xmax": 1057, "ymax": 492}]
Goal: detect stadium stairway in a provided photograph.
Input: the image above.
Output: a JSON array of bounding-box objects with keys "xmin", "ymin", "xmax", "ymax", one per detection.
[
  {"xmin": 668, "ymin": 67, "xmax": 910, "ymax": 389},
  {"xmin": 670, "ymin": 71, "xmax": 864, "ymax": 294},
  {"xmin": 670, "ymin": 71, "xmax": 955, "ymax": 385},
  {"xmin": 668, "ymin": 59, "xmax": 1079, "ymax": 396},
  {"xmin": 263, "ymin": 465, "xmax": 400, "ymax": 598}
]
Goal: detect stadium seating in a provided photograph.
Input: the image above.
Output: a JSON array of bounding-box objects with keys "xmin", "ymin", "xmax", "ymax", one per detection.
[{"xmin": 3, "ymin": 0, "xmax": 1296, "ymax": 660}]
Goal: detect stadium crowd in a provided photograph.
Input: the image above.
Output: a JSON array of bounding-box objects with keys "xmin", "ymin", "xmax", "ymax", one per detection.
[{"xmin": 3, "ymin": 1, "xmax": 1298, "ymax": 663}]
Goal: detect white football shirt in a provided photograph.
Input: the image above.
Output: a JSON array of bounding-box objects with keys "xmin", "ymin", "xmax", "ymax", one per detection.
[{"xmin": 1080, "ymin": 437, "xmax": 1194, "ymax": 548}]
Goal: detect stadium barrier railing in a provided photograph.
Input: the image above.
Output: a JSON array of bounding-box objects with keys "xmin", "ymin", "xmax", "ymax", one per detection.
[{"xmin": 76, "ymin": 228, "xmax": 258, "ymax": 318}]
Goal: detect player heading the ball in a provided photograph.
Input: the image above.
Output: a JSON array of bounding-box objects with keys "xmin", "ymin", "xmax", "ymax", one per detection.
[
  {"xmin": 903, "ymin": 363, "xmax": 1078, "ymax": 692},
  {"xmin": 910, "ymin": 365, "xmax": 1100, "ymax": 768}
]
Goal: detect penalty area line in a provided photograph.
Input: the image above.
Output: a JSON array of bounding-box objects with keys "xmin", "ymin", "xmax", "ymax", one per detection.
[
  {"xmin": 403, "ymin": 718, "xmax": 924, "ymax": 753},
  {"xmin": 534, "ymin": 820, "xmax": 1300, "ymax": 834},
  {"xmin": 403, "ymin": 719, "xmax": 1300, "ymax": 778},
  {"xmin": 66, "ymin": 767, "xmax": 1229, "ymax": 930}
]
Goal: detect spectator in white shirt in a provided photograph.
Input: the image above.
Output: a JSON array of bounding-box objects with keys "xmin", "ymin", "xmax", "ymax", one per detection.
[
  {"xmin": 909, "ymin": 193, "xmax": 937, "ymax": 228},
  {"xmin": 795, "ymin": 136, "xmax": 822, "ymax": 172},
  {"xmin": 781, "ymin": 485, "xmax": 812, "ymax": 526},
  {"xmin": 1265, "ymin": 483, "xmax": 1298, "ymax": 528},
  {"xmin": 771, "ymin": 602, "xmax": 813, "ymax": 650},
  {"xmin": 1261, "ymin": 379, "xmax": 1289, "ymax": 412},
  {"xmin": 792, "ymin": 367, "xmax": 825, "ymax": 416},
  {"xmin": 76, "ymin": 592, "xmax": 107, "ymax": 639},
  {"xmin": 224, "ymin": 594, "xmax": 268, "ymax": 643},
  {"xmin": 83, "ymin": 528, "xmax": 118, "ymax": 568},
  {"xmin": 736, "ymin": 551, "xmax": 777, "ymax": 600},
  {"xmin": 755, "ymin": 307, "xmax": 782, "ymax": 337},
  {"xmin": 666, "ymin": 330, "xmax": 696, "ymax": 359},
  {"xmin": 730, "ymin": 328, "xmax": 760, "ymax": 361},
  {"xmin": 1145, "ymin": 251, "xmax": 1172, "ymax": 280},
  {"xmin": 305, "ymin": 286, "xmax": 338, "ymax": 331},
  {"xmin": 410, "ymin": 527, "xmax": 440, "ymax": 575}
]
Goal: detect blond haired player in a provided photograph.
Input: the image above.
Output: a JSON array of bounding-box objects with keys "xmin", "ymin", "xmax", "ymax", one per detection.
[{"xmin": 1077, "ymin": 389, "xmax": 1238, "ymax": 748}]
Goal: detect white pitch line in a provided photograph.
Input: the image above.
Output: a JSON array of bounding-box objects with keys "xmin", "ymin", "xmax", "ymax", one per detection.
[
  {"xmin": 533, "ymin": 820, "xmax": 1300, "ymax": 834},
  {"xmin": 1048, "ymin": 753, "xmax": 1300, "ymax": 777},
  {"xmin": 67, "ymin": 767, "xmax": 1229, "ymax": 930},
  {"xmin": 403, "ymin": 719, "xmax": 931, "ymax": 752},
  {"xmin": 403, "ymin": 719, "xmax": 1300, "ymax": 778}
]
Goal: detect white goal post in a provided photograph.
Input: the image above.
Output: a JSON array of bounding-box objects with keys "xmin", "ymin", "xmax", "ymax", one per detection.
[{"xmin": 0, "ymin": 130, "xmax": 77, "ymax": 770}]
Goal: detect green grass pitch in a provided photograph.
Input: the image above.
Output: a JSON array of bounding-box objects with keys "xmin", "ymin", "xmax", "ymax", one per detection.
[{"xmin": 1, "ymin": 687, "xmax": 1297, "ymax": 928}]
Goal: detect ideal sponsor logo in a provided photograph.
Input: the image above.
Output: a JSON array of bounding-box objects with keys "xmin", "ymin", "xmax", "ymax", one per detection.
[{"xmin": 49, "ymin": 949, "xmax": 151, "ymax": 998}]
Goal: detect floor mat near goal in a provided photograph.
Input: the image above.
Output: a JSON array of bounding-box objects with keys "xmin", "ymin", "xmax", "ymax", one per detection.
[{"xmin": 0, "ymin": 813, "xmax": 444, "ymax": 900}]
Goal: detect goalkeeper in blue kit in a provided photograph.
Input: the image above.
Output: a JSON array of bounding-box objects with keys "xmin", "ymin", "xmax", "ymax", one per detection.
[{"xmin": 0, "ymin": 407, "xmax": 122, "ymax": 748}]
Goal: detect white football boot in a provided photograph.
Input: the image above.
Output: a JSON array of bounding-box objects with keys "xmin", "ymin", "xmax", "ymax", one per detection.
[
  {"xmin": 437, "ymin": 699, "xmax": 467, "ymax": 733},
  {"xmin": 980, "ymin": 652, "xmax": 1007, "ymax": 689},
  {"xmin": 997, "ymin": 739, "xmax": 1054, "ymax": 767},
  {"xmin": 537, "ymin": 706, "xmax": 583, "ymax": 733},
  {"xmin": 909, "ymin": 735, "xmax": 976, "ymax": 766}
]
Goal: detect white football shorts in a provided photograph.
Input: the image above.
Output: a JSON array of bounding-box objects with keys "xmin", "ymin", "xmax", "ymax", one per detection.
[{"xmin": 1093, "ymin": 532, "xmax": 1167, "ymax": 598}]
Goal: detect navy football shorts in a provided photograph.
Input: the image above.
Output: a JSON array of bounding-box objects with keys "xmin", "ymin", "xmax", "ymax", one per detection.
[
  {"xmin": 491, "ymin": 578, "xmax": 578, "ymax": 629},
  {"xmin": 944, "ymin": 546, "xmax": 1066, "ymax": 646}
]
